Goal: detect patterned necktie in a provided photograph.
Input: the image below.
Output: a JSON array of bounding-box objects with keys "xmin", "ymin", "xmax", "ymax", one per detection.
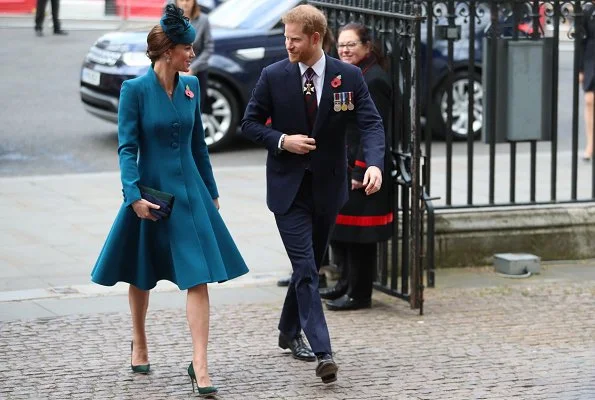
[{"xmin": 303, "ymin": 67, "xmax": 318, "ymax": 133}]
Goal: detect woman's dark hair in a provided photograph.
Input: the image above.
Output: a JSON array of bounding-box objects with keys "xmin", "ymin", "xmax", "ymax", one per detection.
[
  {"xmin": 191, "ymin": 3, "xmax": 201, "ymax": 20},
  {"xmin": 322, "ymin": 27, "xmax": 337, "ymax": 55},
  {"xmin": 338, "ymin": 22, "xmax": 387, "ymax": 69},
  {"xmin": 176, "ymin": 0, "xmax": 200, "ymax": 20},
  {"xmin": 146, "ymin": 24, "xmax": 175, "ymax": 63}
]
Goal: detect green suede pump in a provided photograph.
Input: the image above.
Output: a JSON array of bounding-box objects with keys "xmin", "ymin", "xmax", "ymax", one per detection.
[
  {"xmin": 130, "ymin": 341, "xmax": 150, "ymax": 374},
  {"xmin": 187, "ymin": 362, "xmax": 218, "ymax": 397}
]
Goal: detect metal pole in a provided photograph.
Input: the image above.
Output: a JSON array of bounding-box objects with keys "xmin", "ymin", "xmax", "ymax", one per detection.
[
  {"xmin": 510, "ymin": 1, "xmax": 520, "ymax": 204},
  {"xmin": 571, "ymin": 0, "xmax": 583, "ymax": 200},
  {"xmin": 551, "ymin": 0, "xmax": 560, "ymax": 201},
  {"xmin": 425, "ymin": 0, "xmax": 434, "ymax": 196},
  {"xmin": 445, "ymin": 0, "xmax": 455, "ymax": 206},
  {"xmin": 467, "ymin": 0, "xmax": 476, "ymax": 205},
  {"xmin": 410, "ymin": 3, "xmax": 423, "ymax": 311},
  {"xmin": 488, "ymin": 0, "xmax": 499, "ymax": 204}
]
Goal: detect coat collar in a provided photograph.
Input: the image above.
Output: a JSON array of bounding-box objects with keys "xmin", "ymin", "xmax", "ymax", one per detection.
[{"xmin": 147, "ymin": 65, "xmax": 182, "ymax": 99}]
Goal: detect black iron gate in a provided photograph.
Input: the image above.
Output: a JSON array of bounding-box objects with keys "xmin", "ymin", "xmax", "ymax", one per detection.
[{"xmin": 309, "ymin": 0, "xmax": 433, "ymax": 314}]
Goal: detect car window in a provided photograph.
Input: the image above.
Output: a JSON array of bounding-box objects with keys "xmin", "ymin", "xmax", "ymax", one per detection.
[{"xmin": 209, "ymin": 0, "xmax": 300, "ymax": 30}]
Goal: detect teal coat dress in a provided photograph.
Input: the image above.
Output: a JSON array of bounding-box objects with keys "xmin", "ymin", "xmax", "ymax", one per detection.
[{"xmin": 91, "ymin": 67, "xmax": 248, "ymax": 290}]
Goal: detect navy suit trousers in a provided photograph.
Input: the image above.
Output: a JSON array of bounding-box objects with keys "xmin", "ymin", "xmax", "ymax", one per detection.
[{"xmin": 275, "ymin": 172, "xmax": 335, "ymax": 355}]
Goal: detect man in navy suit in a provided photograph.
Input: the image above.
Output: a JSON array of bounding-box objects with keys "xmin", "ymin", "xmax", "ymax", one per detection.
[{"xmin": 241, "ymin": 4, "xmax": 385, "ymax": 384}]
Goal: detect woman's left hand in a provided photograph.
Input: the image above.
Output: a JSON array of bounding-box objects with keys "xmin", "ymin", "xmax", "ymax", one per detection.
[
  {"xmin": 351, "ymin": 179, "xmax": 365, "ymax": 190},
  {"xmin": 213, "ymin": 198, "xmax": 220, "ymax": 210},
  {"xmin": 363, "ymin": 166, "xmax": 383, "ymax": 195}
]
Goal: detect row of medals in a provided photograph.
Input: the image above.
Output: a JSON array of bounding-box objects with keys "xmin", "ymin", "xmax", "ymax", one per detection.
[{"xmin": 334, "ymin": 92, "xmax": 355, "ymax": 112}]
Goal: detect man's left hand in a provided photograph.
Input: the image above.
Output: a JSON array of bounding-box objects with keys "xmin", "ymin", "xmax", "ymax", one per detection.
[{"xmin": 363, "ymin": 166, "xmax": 382, "ymax": 196}]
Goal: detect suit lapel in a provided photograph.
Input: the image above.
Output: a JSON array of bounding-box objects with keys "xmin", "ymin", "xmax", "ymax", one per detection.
[
  {"xmin": 285, "ymin": 62, "xmax": 309, "ymax": 134},
  {"xmin": 312, "ymin": 55, "xmax": 336, "ymax": 137}
]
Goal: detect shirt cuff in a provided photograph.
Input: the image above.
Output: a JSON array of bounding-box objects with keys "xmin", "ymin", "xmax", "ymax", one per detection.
[{"xmin": 278, "ymin": 134, "xmax": 286, "ymax": 150}]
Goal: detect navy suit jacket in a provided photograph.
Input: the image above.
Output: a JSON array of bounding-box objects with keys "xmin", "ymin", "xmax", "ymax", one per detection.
[{"xmin": 241, "ymin": 55, "xmax": 385, "ymax": 215}]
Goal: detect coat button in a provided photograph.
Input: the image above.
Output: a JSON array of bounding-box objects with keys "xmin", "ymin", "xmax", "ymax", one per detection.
[
  {"xmin": 172, "ymin": 122, "xmax": 180, "ymax": 128},
  {"xmin": 171, "ymin": 142, "xmax": 179, "ymax": 149}
]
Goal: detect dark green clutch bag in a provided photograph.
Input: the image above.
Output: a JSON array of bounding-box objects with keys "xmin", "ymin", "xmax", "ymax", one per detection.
[{"xmin": 138, "ymin": 185, "xmax": 175, "ymax": 220}]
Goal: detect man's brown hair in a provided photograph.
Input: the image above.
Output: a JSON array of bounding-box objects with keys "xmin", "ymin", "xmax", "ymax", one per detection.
[{"xmin": 282, "ymin": 4, "xmax": 327, "ymax": 38}]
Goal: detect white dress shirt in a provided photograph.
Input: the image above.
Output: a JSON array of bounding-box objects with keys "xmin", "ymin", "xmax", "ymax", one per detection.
[{"xmin": 278, "ymin": 53, "xmax": 326, "ymax": 149}]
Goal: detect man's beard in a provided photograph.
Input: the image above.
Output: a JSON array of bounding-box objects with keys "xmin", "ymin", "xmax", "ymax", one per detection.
[{"xmin": 288, "ymin": 49, "xmax": 311, "ymax": 63}]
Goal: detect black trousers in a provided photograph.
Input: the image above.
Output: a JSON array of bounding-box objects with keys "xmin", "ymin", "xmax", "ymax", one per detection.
[
  {"xmin": 35, "ymin": 0, "xmax": 61, "ymax": 31},
  {"xmin": 331, "ymin": 241, "xmax": 376, "ymax": 300},
  {"xmin": 275, "ymin": 172, "xmax": 335, "ymax": 355}
]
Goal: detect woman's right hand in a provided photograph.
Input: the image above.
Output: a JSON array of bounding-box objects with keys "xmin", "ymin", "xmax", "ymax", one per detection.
[{"xmin": 131, "ymin": 199, "xmax": 161, "ymax": 221}]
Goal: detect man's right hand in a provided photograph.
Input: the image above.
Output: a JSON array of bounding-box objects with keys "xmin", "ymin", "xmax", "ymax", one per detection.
[
  {"xmin": 579, "ymin": 72, "xmax": 584, "ymax": 85},
  {"xmin": 282, "ymin": 134, "xmax": 316, "ymax": 154}
]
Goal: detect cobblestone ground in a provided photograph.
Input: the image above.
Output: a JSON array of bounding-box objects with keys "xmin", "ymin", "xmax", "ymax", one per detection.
[{"xmin": 1, "ymin": 281, "xmax": 595, "ymax": 400}]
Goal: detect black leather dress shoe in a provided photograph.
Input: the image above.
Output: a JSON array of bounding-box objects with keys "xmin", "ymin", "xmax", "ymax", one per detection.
[
  {"xmin": 319, "ymin": 284, "xmax": 346, "ymax": 301},
  {"xmin": 315, "ymin": 353, "xmax": 338, "ymax": 384},
  {"xmin": 278, "ymin": 333, "xmax": 316, "ymax": 362},
  {"xmin": 326, "ymin": 295, "xmax": 371, "ymax": 311},
  {"xmin": 53, "ymin": 29, "xmax": 68, "ymax": 35}
]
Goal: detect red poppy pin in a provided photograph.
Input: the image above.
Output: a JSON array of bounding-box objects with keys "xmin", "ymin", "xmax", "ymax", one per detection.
[
  {"xmin": 185, "ymin": 84, "xmax": 194, "ymax": 99},
  {"xmin": 330, "ymin": 74, "xmax": 342, "ymax": 89}
]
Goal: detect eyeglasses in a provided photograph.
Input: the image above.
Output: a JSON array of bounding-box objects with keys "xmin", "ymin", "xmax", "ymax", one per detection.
[{"xmin": 337, "ymin": 41, "xmax": 361, "ymax": 50}]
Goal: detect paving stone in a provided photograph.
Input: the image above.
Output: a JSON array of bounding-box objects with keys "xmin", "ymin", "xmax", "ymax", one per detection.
[{"xmin": 2, "ymin": 281, "xmax": 595, "ymax": 399}]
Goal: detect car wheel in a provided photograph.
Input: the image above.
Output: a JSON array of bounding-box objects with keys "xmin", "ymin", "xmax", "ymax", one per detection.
[
  {"xmin": 202, "ymin": 79, "xmax": 239, "ymax": 151},
  {"xmin": 432, "ymin": 71, "xmax": 483, "ymax": 140}
]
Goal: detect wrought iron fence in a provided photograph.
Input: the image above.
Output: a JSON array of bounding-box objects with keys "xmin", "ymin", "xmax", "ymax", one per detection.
[{"xmin": 419, "ymin": 0, "xmax": 594, "ymax": 209}]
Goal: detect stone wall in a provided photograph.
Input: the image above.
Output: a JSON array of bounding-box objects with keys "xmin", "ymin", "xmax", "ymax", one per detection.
[{"xmin": 433, "ymin": 204, "xmax": 595, "ymax": 268}]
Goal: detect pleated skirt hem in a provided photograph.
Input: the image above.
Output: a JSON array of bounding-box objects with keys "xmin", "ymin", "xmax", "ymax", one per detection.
[{"xmin": 91, "ymin": 268, "xmax": 248, "ymax": 291}]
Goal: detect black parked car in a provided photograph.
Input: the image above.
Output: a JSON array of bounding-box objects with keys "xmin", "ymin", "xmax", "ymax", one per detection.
[{"xmin": 80, "ymin": 0, "xmax": 505, "ymax": 150}]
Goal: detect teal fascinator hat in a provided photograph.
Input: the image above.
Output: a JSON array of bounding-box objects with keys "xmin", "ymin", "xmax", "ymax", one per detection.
[{"xmin": 160, "ymin": 4, "xmax": 196, "ymax": 44}]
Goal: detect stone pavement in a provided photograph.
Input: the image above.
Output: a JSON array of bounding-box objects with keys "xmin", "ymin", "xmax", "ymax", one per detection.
[
  {"xmin": 2, "ymin": 264, "xmax": 595, "ymax": 400},
  {"xmin": 2, "ymin": 167, "xmax": 595, "ymax": 398}
]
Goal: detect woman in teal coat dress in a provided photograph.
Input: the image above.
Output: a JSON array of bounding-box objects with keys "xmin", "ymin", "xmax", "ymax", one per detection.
[{"xmin": 91, "ymin": 5, "xmax": 248, "ymax": 396}]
